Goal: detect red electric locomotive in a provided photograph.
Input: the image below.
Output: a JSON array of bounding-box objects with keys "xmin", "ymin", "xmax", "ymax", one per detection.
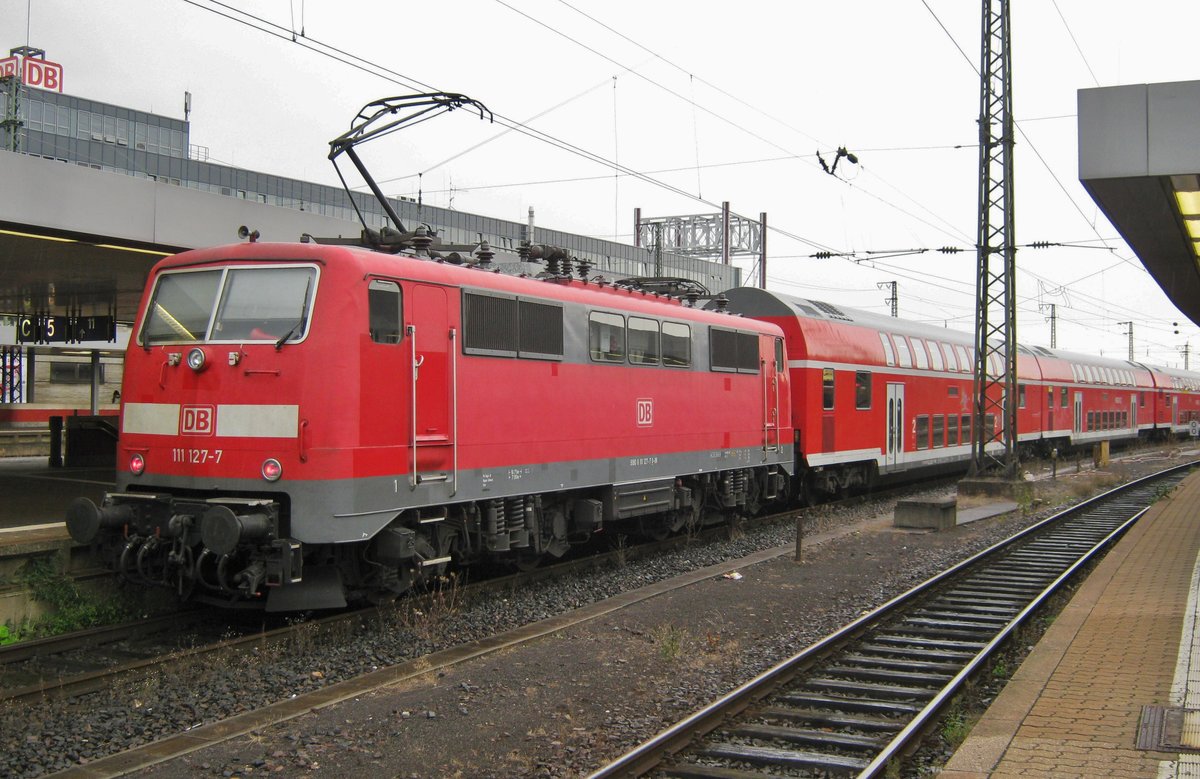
[{"xmin": 66, "ymin": 240, "xmax": 793, "ymax": 609}]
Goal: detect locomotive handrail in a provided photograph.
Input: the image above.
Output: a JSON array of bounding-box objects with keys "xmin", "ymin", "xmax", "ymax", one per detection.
[
  {"xmin": 409, "ymin": 324, "xmax": 419, "ymax": 490},
  {"xmin": 450, "ymin": 327, "xmax": 458, "ymax": 498}
]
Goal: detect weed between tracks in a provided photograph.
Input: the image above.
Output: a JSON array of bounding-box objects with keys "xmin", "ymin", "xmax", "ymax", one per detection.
[{"xmin": 4, "ymin": 559, "xmax": 141, "ymax": 642}]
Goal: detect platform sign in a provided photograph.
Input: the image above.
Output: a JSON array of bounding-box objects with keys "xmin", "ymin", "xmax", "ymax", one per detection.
[{"xmin": 17, "ymin": 315, "xmax": 115, "ymax": 344}]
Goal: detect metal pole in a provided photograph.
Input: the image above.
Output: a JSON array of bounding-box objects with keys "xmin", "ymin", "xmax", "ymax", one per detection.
[
  {"xmin": 759, "ymin": 212, "xmax": 768, "ymax": 289},
  {"xmin": 721, "ymin": 201, "xmax": 730, "ymax": 265}
]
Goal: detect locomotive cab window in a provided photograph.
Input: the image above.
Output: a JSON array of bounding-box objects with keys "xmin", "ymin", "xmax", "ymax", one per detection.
[
  {"xmin": 368, "ymin": 280, "xmax": 402, "ymax": 344},
  {"xmin": 590, "ymin": 311, "xmax": 625, "ymax": 362},
  {"xmin": 142, "ymin": 265, "xmax": 317, "ymax": 345}
]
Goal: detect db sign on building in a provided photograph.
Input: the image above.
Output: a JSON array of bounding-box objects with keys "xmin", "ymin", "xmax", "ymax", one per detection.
[{"xmin": 0, "ymin": 50, "xmax": 64, "ymax": 93}]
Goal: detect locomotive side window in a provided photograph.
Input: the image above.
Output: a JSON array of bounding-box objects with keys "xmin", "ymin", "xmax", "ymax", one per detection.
[
  {"xmin": 590, "ymin": 312, "xmax": 625, "ymax": 362},
  {"xmin": 822, "ymin": 369, "xmax": 835, "ymax": 410},
  {"xmin": 662, "ymin": 322, "xmax": 692, "ymax": 367},
  {"xmin": 855, "ymin": 371, "xmax": 871, "ymax": 409},
  {"xmin": 368, "ymin": 280, "xmax": 402, "ymax": 344},
  {"xmin": 628, "ymin": 317, "xmax": 660, "ymax": 365}
]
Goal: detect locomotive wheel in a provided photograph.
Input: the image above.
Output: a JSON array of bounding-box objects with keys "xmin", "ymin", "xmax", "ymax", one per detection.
[{"xmin": 513, "ymin": 551, "xmax": 542, "ymax": 572}]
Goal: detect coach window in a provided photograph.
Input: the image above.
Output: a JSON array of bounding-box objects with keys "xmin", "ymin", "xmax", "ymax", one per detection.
[
  {"xmin": 928, "ymin": 342, "xmax": 944, "ymax": 371},
  {"xmin": 984, "ymin": 413, "xmax": 996, "ymax": 442},
  {"xmin": 662, "ymin": 322, "xmax": 692, "ymax": 367},
  {"xmin": 941, "ymin": 343, "xmax": 957, "ymax": 372},
  {"xmin": 855, "ymin": 371, "xmax": 871, "ymax": 409},
  {"xmin": 823, "ymin": 368, "xmax": 835, "ymax": 410},
  {"xmin": 961, "ymin": 414, "xmax": 972, "ymax": 443},
  {"xmin": 1062, "ymin": 386, "xmax": 1069, "ymax": 407},
  {"xmin": 368, "ymin": 279, "xmax": 402, "ymax": 344},
  {"xmin": 1018, "ymin": 384, "xmax": 1026, "ymax": 408},
  {"xmin": 933, "ymin": 415, "xmax": 945, "ymax": 447},
  {"xmin": 911, "ymin": 338, "xmax": 930, "ymax": 370},
  {"xmin": 894, "ymin": 335, "xmax": 913, "ymax": 368},
  {"xmin": 955, "ymin": 345, "xmax": 971, "ymax": 373},
  {"xmin": 628, "ymin": 317, "xmax": 660, "ymax": 365},
  {"xmin": 1140, "ymin": 392, "xmax": 1146, "ymax": 408},
  {"xmin": 947, "ymin": 415, "xmax": 959, "ymax": 446},
  {"xmin": 915, "ymin": 415, "xmax": 930, "ymax": 449},
  {"xmin": 589, "ymin": 311, "xmax": 625, "ymax": 362},
  {"xmin": 879, "ymin": 333, "xmax": 896, "ymax": 366}
]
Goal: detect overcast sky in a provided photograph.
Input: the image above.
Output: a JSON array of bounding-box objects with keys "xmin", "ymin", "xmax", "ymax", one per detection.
[{"xmin": 7, "ymin": 0, "xmax": 1200, "ymax": 365}]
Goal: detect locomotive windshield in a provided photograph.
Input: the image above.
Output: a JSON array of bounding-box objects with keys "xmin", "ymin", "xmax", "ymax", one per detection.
[{"xmin": 141, "ymin": 265, "xmax": 317, "ymax": 345}]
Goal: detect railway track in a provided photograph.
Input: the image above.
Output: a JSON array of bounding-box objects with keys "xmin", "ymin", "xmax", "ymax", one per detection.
[{"xmin": 590, "ymin": 461, "xmax": 1197, "ymax": 779}]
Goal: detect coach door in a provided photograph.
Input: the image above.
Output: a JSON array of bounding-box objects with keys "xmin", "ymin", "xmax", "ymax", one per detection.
[
  {"xmin": 407, "ymin": 283, "xmax": 457, "ymax": 492},
  {"xmin": 885, "ymin": 383, "xmax": 904, "ymax": 469},
  {"xmin": 1074, "ymin": 392, "xmax": 1083, "ymax": 434},
  {"xmin": 1131, "ymin": 396, "xmax": 1138, "ymax": 432}
]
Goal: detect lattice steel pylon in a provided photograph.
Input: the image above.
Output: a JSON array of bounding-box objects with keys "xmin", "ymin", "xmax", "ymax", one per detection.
[{"xmin": 969, "ymin": 0, "xmax": 1018, "ymax": 478}]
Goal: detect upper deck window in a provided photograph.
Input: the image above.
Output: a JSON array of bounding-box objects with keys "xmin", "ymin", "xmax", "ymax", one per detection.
[{"xmin": 142, "ymin": 265, "xmax": 317, "ymax": 346}]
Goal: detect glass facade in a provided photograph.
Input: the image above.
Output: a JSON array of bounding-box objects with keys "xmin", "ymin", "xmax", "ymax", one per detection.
[{"xmin": 1, "ymin": 84, "xmax": 739, "ymax": 291}]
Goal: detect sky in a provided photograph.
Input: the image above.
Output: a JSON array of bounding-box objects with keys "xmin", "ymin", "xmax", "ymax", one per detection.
[{"xmin": 6, "ymin": 0, "xmax": 1200, "ymax": 366}]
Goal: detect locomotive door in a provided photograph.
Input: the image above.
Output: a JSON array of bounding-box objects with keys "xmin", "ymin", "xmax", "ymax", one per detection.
[
  {"xmin": 406, "ymin": 283, "xmax": 457, "ymax": 491},
  {"xmin": 762, "ymin": 336, "xmax": 782, "ymax": 456},
  {"xmin": 885, "ymin": 383, "xmax": 904, "ymax": 469}
]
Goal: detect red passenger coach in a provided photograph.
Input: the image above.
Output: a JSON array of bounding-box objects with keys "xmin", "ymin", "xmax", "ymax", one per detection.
[{"xmin": 66, "ymin": 241, "xmax": 793, "ymax": 610}]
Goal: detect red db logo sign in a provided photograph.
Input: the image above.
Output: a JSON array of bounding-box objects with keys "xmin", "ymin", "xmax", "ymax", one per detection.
[
  {"xmin": 23, "ymin": 57, "xmax": 63, "ymax": 92},
  {"xmin": 181, "ymin": 405, "xmax": 216, "ymax": 436},
  {"xmin": 636, "ymin": 398, "xmax": 653, "ymax": 427}
]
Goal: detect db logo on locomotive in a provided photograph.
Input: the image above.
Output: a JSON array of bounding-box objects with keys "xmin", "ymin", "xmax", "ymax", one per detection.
[
  {"xmin": 636, "ymin": 398, "xmax": 653, "ymax": 427},
  {"xmin": 180, "ymin": 405, "xmax": 216, "ymax": 436}
]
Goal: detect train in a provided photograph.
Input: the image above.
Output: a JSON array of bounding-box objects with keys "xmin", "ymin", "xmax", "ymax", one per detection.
[
  {"xmin": 62, "ymin": 234, "xmax": 1200, "ymax": 611},
  {"xmin": 63, "ymin": 87, "xmax": 1200, "ymax": 611}
]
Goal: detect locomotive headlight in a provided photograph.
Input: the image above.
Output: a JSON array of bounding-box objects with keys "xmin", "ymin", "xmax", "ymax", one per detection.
[
  {"xmin": 261, "ymin": 458, "xmax": 283, "ymax": 481},
  {"xmin": 130, "ymin": 453, "xmax": 146, "ymax": 476},
  {"xmin": 186, "ymin": 346, "xmax": 209, "ymax": 372}
]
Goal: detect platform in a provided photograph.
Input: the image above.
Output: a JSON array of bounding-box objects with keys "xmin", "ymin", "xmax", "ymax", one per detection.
[
  {"xmin": 0, "ymin": 456, "xmax": 113, "ymax": 533},
  {"xmin": 942, "ymin": 466, "xmax": 1200, "ymax": 778}
]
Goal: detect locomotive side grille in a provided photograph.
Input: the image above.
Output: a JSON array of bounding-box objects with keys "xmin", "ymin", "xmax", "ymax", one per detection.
[
  {"xmin": 518, "ymin": 300, "xmax": 564, "ymax": 358},
  {"xmin": 464, "ymin": 293, "xmax": 518, "ymax": 354},
  {"xmin": 711, "ymin": 329, "xmax": 761, "ymax": 374}
]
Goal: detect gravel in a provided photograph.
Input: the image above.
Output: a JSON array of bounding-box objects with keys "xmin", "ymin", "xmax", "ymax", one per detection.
[{"xmin": 0, "ymin": 452, "xmax": 1188, "ymax": 778}]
